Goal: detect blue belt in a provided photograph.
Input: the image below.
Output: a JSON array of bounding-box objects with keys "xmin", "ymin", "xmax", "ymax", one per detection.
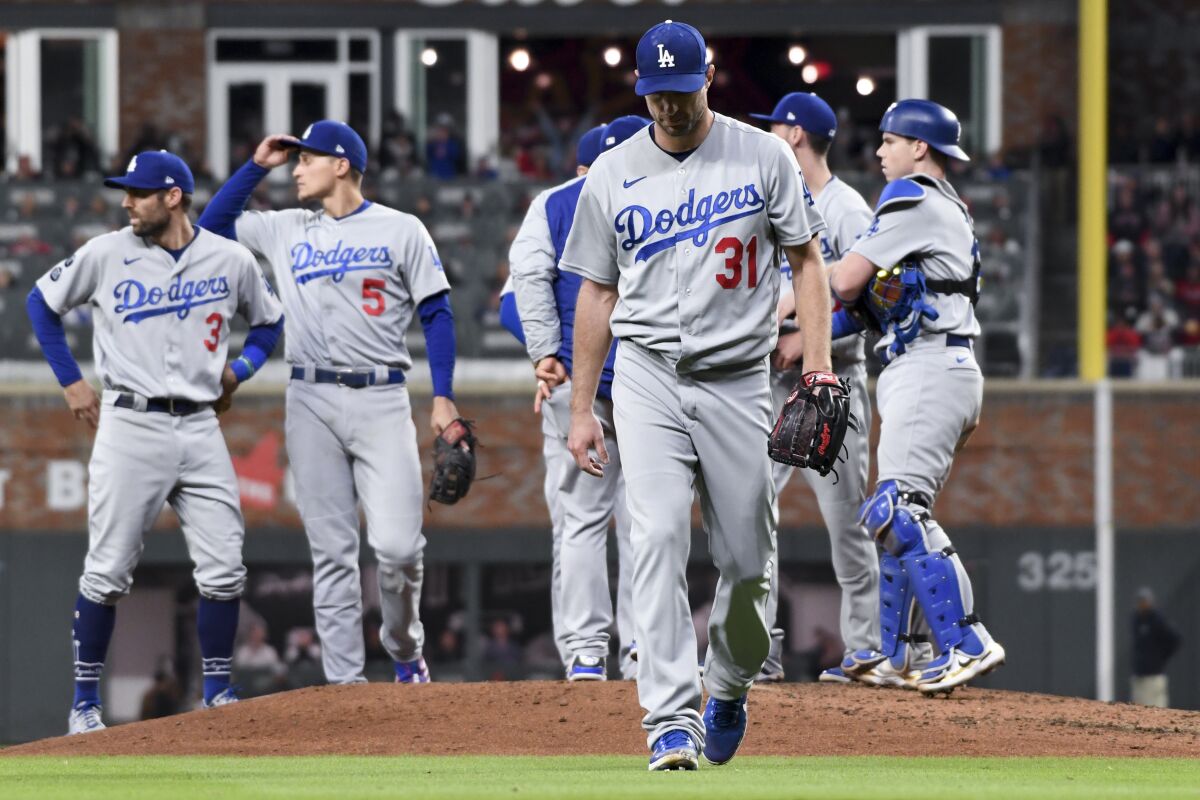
[
  {"xmin": 115, "ymin": 393, "xmax": 206, "ymax": 416},
  {"xmin": 290, "ymin": 366, "xmax": 406, "ymax": 388},
  {"xmin": 946, "ymin": 334, "xmax": 971, "ymax": 348}
]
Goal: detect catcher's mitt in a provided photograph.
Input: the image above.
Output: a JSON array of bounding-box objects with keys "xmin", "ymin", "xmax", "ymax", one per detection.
[
  {"xmin": 429, "ymin": 417, "xmax": 477, "ymax": 505},
  {"xmin": 768, "ymin": 371, "xmax": 854, "ymax": 477}
]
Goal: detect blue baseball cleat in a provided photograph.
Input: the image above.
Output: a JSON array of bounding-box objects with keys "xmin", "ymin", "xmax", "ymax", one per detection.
[
  {"xmin": 567, "ymin": 654, "xmax": 607, "ymax": 682},
  {"xmin": 202, "ymin": 686, "xmax": 241, "ymax": 708},
  {"xmin": 648, "ymin": 729, "xmax": 699, "ymax": 771},
  {"xmin": 701, "ymin": 695, "xmax": 747, "ymax": 765},
  {"xmin": 394, "ymin": 657, "xmax": 431, "ymax": 684},
  {"xmin": 818, "ymin": 666, "xmax": 851, "ymax": 683}
]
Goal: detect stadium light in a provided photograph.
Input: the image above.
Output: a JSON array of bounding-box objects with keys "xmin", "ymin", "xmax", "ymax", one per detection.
[
  {"xmin": 788, "ymin": 45, "xmax": 807, "ymax": 65},
  {"xmin": 706, "ymin": 46, "xmax": 714, "ymax": 64},
  {"xmin": 856, "ymin": 76, "xmax": 876, "ymax": 96},
  {"xmin": 420, "ymin": 47, "xmax": 438, "ymax": 67},
  {"xmin": 603, "ymin": 47, "xmax": 621, "ymax": 67},
  {"xmin": 509, "ymin": 48, "xmax": 531, "ymax": 72},
  {"xmin": 802, "ymin": 64, "xmax": 819, "ymax": 84}
]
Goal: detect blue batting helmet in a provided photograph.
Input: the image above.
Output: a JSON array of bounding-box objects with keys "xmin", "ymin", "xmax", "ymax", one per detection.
[{"xmin": 879, "ymin": 99, "xmax": 969, "ymax": 162}]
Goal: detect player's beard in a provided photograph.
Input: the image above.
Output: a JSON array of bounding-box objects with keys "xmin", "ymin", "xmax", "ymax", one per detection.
[{"xmin": 130, "ymin": 205, "xmax": 170, "ymax": 239}]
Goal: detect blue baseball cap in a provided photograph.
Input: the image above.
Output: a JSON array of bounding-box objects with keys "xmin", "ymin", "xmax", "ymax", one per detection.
[
  {"xmin": 750, "ymin": 92, "xmax": 838, "ymax": 139},
  {"xmin": 104, "ymin": 150, "xmax": 195, "ymax": 194},
  {"xmin": 281, "ymin": 120, "xmax": 368, "ymax": 173},
  {"xmin": 602, "ymin": 116, "xmax": 652, "ymax": 151},
  {"xmin": 577, "ymin": 125, "xmax": 606, "ymax": 167},
  {"xmin": 635, "ymin": 20, "xmax": 708, "ymax": 97}
]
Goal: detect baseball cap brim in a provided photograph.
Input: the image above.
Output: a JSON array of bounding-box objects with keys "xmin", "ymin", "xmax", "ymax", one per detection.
[
  {"xmin": 103, "ymin": 176, "xmax": 167, "ymax": 191},
  {"xmin": 748, "ymin": 112, "xmax": 788, "ymax": 124},
  {"xmin": 635, "ymin": 72, "xmax": 706, "ymax": 97},
  {"xmin": 938, "ymin": 143, "xmax": 971, "ymax": 162}
]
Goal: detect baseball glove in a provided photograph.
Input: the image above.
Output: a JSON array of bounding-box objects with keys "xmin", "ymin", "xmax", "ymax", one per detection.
[
  {"xmin": 429, "ymin": 417, "xmax": 478, "ymax": 505},
  {"xmin": 768, "ymin": 371, "xmax": 854, "ymax": 477}
]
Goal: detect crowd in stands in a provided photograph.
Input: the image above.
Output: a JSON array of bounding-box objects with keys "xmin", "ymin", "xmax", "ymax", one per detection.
[{"xmin": 1106, "ymin": 171, "xmax": 1200, "ymax": 378}]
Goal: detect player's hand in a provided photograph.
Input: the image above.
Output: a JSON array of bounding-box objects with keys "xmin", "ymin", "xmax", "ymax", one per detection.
[
  {"xmin": 534, "ymin": 356, "xmax": 568, "ymax": 388},
  {"xmin": 63, "ymin": 379, "xmax": 100, "ymax": 429},
  {"xmin": 567, "ymin": 411, "xmax": 608, "ymax": 478},
  {"xmin": 253, "ymin": 135, "xmax": 295, "ymax": 169},
  {"xmin": 772, "ymin": 331, "xmax": 806, "ymax": 372},
  {"xmin": 214, "ymin": 365, "xmax": 238, "ymax": 416},
  {"xmin": 533, "ymin": 379, "xmax": 553, "ymax": 414},
  {"xmin": 431, "ymin": 396, "xmax": 459, "ymax": 436}
]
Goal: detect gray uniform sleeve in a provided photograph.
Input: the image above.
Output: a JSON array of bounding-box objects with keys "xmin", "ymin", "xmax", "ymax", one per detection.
[
  {"xmin": 35, "ymin": 238, "xmax": 103, "ymax": 314},
  {"xmin": 509, "ymin": 190, "xmax": 562, "ymax": 362},
  {"xmin": 830, "ymin": 197, "xmax": 875, "ymax": 259},
  {"xmin": 560, "ymin": 172, "xmax": 618, "ymax": 285},
  {"xmin": 400, "ymin": 218, "xmax": 452, "ymax": 304},
  {"xmin": 236, "ymin": 250, "xmax": 285, "ymax": 326},
  {"xmin": 764, "ymin": 137, "xmax": 826, "ymax": 247},
  {"xmin": 234, "ymin": 211, "xmax": 274, "ymax": 258},
  {"xmin": 849, "ymin": 203, "xmax": 931, "ymax": 269}
]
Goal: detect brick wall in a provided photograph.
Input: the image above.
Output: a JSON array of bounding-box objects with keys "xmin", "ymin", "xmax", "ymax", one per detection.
[
  {"xmin": 2, "ymin": 386, "xmax": 1197, "ymax": 534},
  {"xmin": 1001, "ymin": 20, "xmax": 1079, "ymax": 155},
  {"xmin": 117, "ymin": 28, "xmax": 208, "ymax": 166}
]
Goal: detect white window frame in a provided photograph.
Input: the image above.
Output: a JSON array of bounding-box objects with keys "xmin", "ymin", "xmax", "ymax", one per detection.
[
  {"xmin": 206, "ymin": 28, "xmax": 380, "ymax": 179},
  {"xmin": 896, "ymin": 25, "xmax": 1002, "ymax": 154},
  {"xmin": 394, "ymin": 29, "xmax": 498, "ymax": 167},
  {"xmin": 4, "ymin": 28, "xmax": 119, "ymax": 173}
]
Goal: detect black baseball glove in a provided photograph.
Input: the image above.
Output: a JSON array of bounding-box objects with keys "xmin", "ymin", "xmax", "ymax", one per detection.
[
  {"xmin": 768, "ymin": 371, "xmax": 854, "ymax": 477},
  {"xmin": 429, "ymin": 417, "xmax": 478, "ymax": 505}
]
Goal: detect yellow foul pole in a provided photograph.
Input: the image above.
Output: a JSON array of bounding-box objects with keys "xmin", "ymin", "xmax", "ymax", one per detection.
[{"xmin": 1078, "ymin": 0, "xmax": 1107, "ymax": 379}]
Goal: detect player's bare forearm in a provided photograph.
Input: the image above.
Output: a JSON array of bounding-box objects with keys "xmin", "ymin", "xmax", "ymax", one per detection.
[
  {"xmin": 568, "ymin": 280, "xmax": 617, "ymax": 417},
  {"xmin": 785, "ymin": 239, "xmax": 832, "ymax": 374},
  {"xmin": 828, "ymin": 251, "xmax": 877, "ymax": 304}
]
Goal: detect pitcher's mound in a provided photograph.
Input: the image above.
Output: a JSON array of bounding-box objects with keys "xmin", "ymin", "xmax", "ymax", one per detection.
[{"xmin": 7, "ymin": 682, "xmax": 1200, "ymax": 758}]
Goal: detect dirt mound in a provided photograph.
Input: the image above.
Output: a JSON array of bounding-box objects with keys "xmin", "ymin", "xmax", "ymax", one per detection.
[{"xmin": 8, "ymin": 682, "xmax": 1200, "ymax": 758}]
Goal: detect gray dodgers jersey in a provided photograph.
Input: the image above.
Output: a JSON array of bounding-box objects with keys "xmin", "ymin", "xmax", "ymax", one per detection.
[
  {"xmin": 778, "ymin": 176, "xmax": 873, "ymax": 365},
  {"xmin": 560, "ymin": 113, "xmax": 826, "ymax": 373},
  {"xmin": 36, "ymin": 227, "xmax": 283, "ymax": 402},
  {"xmin": 234, "ymin": 203, "xmax": 449, "ymax": 370},
  {"xmin": 849, "ymin": 173, "xmax": 981, "ymax": 357},
  {"xmin": 509, "ymin": 179, "xmax": 574, "ymax": 361}
]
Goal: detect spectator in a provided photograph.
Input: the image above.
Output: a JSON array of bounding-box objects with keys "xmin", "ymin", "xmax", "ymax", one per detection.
[
  {"xmin": 139, "ymin": 659, "xmax": 182, "ymax": 720},
  {"xmin": 433, "ymin": 628, "xmax": 462, "ymax": 662},
  {"xmin": 426, "ymin": 114, "xmax": 465, "ymax": 179},
  {"xmin": 1145, "ymin": 259, "xmax": 1175, "ymax": 302},
  {"xmin": 1108, "ymin": 181, "xmax": 1145, "ymax": 243},
  {"xmin": 1175, "ymin": 263, "xmax": 1200, "ymax": 317},
  {"xmin": 283, "ymin": 627, "xmax": 322, "ymax": 666},
  {"xmin": 47, "ymin": 117, "xmax": 102, "ymax": 179},
  {"xmin": 482, "ymin": 617, "xmax": 521, "ymax": 664},
  {"xmin": 1131, "ymin": 587, "xmax": 1181, "ymax": 708},
  {"xmin": 1106, "ymin": 308, "xmax": 1142, "ymax": 378},
  {"xmin": 1135, "ymin": 295, "xmax": 1180, "ymax": 379},
  {"xmin": 0, "ymin": 265, "xmax": 19, "ymax": 292},
  {"xmin": 234, "ymin": 621, "xmax": 284, "ymax": 673},
  {"xmin": 1109, "ymin": 241, "xmax": 1144, "ymax": 314},
  {"xmin": 1148, "ymin": 117, "xmax": 1178, "ymax": 164},
  {"xmin": 379, "ymin": 110, "xmax": 422, "ymax": 177}
]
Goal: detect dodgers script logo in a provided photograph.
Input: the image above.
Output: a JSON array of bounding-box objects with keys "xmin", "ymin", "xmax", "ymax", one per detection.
[
  {"xmin": 615, "ymin": 184, "xmax": 765, "ymax": 263},
  {"xmin": 290, "ymin": 240, "xmax": 393, "ymax": 285},
  {"xmin": 114, "ymin": 275, "xmax": 231, "ymax": 323}
]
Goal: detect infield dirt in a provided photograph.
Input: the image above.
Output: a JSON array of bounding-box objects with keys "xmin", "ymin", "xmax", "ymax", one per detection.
[{"xmin": 7, "ymin": 682, "xmax": 1200, "ymax": 758}]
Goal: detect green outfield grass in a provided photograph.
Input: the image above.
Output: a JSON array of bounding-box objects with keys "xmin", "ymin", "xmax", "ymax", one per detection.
[{"xmin": 2, "ymin": 755, "xmax": 1198, "ymax": 800}]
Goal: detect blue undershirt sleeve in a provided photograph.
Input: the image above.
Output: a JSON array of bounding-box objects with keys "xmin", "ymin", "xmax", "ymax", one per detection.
[
  {"xmin": 231, "ymin": 315, "xmax": 285, "ymax": 382},
  {"xmin": 831, "ymin": 308, "xmax": 865, "ymax": 340},
  {"xmin": 26, "ymin": 287, "xmax": 84, "ymax": 387},
  {"xmin": 196, "ymin": 160, "xmax": 270, "ymax": 240},
  {"xmin": 418, "ymin": 291, "xmax": 456, "ymax": 400},
  {"xmin": 498, "ymin": 293, "xmax": 526, "ymax": 345}
]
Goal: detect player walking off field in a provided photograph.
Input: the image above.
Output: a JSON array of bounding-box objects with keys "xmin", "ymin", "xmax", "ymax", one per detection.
[
  {"xmin": 199, "ymin": 121, "xmax": 462, "ymax": 686},
  {"xmin": 502, "ymin": 118, "xmax": 648, "ymax": 681},
  {"xmin": 25, "ymin": 151, "xmax": 285, "ymax": 733},
  {"xmin": 562, "ymin": 21, "xmax": 834, "ymax": 770},
  {"xmin": 828, "ymin": 99, "xmax": 1005, "ymax": 694},
  {"xmin": 749, "ymin": 92, "xmax": 882, "ymax": 685}
]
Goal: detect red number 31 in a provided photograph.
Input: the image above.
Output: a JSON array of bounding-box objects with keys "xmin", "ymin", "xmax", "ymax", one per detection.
[{"xmin": 715, "ymin": 235, "xmax": 758, "ymax": 289}]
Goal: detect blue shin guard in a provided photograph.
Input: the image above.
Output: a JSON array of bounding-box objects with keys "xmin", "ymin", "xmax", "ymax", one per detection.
[{"xmin": 877, "ymin": 552, "xmax": 920, "ymax": 670}]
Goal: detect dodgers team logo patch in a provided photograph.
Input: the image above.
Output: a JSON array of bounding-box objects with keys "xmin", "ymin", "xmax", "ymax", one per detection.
[
  {"xmin": 615, "ymin": 184, "xmax": 766, "ymax": 263},
  {"xmin": 113, "ymin": 275, "xmax": 231, "ymax": 323}
]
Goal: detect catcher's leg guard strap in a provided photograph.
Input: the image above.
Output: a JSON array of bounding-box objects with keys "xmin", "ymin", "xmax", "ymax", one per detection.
[{"xmin": 878, "ymin": 552, "xmax": 918, "ymax": 668}]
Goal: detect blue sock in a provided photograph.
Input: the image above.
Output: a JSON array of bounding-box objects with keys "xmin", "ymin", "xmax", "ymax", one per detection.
[
  {"xmin": 72, "ymin": 594, "xmax": 116, "ymax": 708},
  {"xmin": 197, "ymin": 597, "xmax": 239, "ymax": 703}
]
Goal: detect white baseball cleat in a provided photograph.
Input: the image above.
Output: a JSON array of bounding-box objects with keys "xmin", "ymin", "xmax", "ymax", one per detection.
[
  {"xmin": 567, "ymin": 654, "xmax": 607, "ymax": 681},
  {"xmin": 916, "ymin": 640, "xmax": 1006, "ymax": 695},
  {"xmin": 202, "ymin": 687, "xmax": 241, "ymax": 708},
  {"xmin": 841, "ymin": 650, "xmax": 920, "ymax": 689},
  {"xmin": 68, "ymin": 703, "xmax": 106, "ymax": 735}
]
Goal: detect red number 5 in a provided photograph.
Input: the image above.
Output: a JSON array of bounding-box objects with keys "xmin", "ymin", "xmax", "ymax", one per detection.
[
  {"xmin": 362, "ymin": 278, "xmax": 386, "ymax": 316},
  {"xmin": 204, "ymin": 313, "xmax": 222, "ymax": 352},
  {"xmin": 715, "ymin": 235, "xmax": 758, "ymax": 289}
]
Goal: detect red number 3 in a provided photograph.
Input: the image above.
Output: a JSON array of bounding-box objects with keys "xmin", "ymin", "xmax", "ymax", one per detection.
[
  {"xmin": 715, "ymin": 235, "xmax": 758, "ymax": 289},
  {"xmin": 362, "ymin": 278, "xmax": 386, "ymax": 316},
  {"xmin": 204, "ymin": 313, "xmax": 222, "ymax": 352}
]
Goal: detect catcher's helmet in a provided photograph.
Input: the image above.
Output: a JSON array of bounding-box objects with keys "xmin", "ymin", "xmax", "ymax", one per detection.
[{"xmin": 879, "ymin": 99, "xmax": 969, "ymax": 162}]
